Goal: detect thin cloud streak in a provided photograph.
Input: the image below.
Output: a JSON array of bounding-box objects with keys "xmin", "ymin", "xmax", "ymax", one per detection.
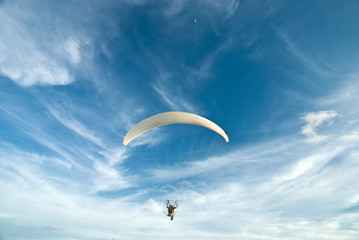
[
  {"xmin": 276, "ymin": 30, "xmax": 340, "ymax": 77},
  {"xmin": 152, "ymin": 72, "xmax": 198, "ymax": 113},
  {"xmin": 163, "ymin": 0, "xmax": 240, "ymax": 18},
  {"xmin": 47, "ymin": 106, "xmax": 105, "ymax": 148},
  {"xmin": 0, "ymin": 105, "xmax": 87, "ymax": 170}
]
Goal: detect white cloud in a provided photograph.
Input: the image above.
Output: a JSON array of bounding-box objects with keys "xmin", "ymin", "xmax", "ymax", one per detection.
[
  {"xmin": 301, "ymin": 110, "xmax": 337, "ymax": 143},
  {"xmin": 93, "ymin": 161, "xmax": 133, "ymax": 191},
  {"xmin": 341, "ymin": 131, "xmax": 359, "ymax": 141},
  {"xmin": 0, "ymin": 42, "xmax": 73, "ymax": 86},
  {"xmin": 103, "ymin": 147, "xmax": 131, "ymax": 166},
  {"xmin": 63, "ymin": 37, "xmax": 82, "ymax": 65},
  {"xmin": 0, "ymin": 1, "xmax": 98, "ymax": 87},
  {"xmin": 0, "ymin": 4, "xmax": 74, "ymax": 86},
  {"xmin": 274, "ymin": 147, "xmax": 343, "ymax": 182}
]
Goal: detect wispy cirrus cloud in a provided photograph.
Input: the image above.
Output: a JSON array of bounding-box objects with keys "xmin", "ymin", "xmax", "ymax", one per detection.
[
  {"xmin": 186, "ymin": 38, "xmax": 234, "ymax": 82},
  {"xmin": 279, "ymin": 32, "xmax": 322, "ymax": 74},
  {"xmin": 163, "ymin": 0, "xmax": 240, "ymax": 18},
  {"xmin": 47, "ymin": 106, "xmax": 105, "ymax": 148},
  {"xmin": 0, "ymin": 90, "xmax": 136, "ymax": 195},
  {"xmin": 0, "ymin": 103, "xmax": 85, "ymax": 170},
  {"xmin": 0, "ymin": 1, "xmax": 94, "ymax": 87},
  {"xmin": 151, "ymin": 38, "xmax": 233, "ymax": 114},
  {"xmin": 0, "ymin": 3, "xmax": 71, "ymax": 86},
  {"xmin": 276, "ymin": 31, "xmax": 340, "ymax": 77},
  {"xmin": 318, "ymin": 73, "xmax": 359, "ymax": 107},
  {"xmin": 152, "ymin": 72, "xmax": 198, "ymax": 113},
  {"xmin": 203, "ymin": 0, "xmax": 240, "ymax": 18}
]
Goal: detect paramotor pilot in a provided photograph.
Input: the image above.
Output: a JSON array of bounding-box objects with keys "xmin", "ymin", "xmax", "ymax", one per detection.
[{"xmin": 166, "ymin": 200, "xmax": 178, "ymax": 220}]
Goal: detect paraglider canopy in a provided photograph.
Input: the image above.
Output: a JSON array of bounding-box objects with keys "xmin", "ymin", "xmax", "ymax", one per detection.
[{"xmin": 123, "ymin": 111, "xmax": 229, "ymax": 145}]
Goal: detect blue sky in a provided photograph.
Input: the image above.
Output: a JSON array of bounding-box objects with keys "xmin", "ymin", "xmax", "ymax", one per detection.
[{"xmin": 1, "ymin": 0, "xmax": 359, "ymax": 239}]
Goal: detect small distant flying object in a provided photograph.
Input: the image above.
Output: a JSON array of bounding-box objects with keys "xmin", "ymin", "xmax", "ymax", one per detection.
[
  {"xmin": 194, "ymin": 18, "xmax": 197, "ymax": 23},
  {"xmin": 164, "ymin": 200, "xmax": 178, "ymax": 221},
  {"xmin": 123, "ymin": 111, "xmax": 229, "ymax": 146}
]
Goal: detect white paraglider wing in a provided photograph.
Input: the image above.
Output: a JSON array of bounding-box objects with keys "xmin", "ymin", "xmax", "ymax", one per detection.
[{"xmin": 123, "ymin": 111, "xmax": 229, "ymax": 146}]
